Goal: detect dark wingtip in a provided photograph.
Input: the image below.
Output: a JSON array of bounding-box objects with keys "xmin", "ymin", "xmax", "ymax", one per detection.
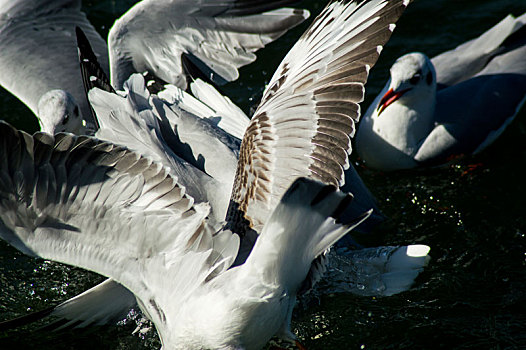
[
  {"xmin": 76, "ymin": 26, "xmax": 116, "ymax": 130},
  {"xmin": 75, "ymin": 26, "xmax": 113, "ymax": 94},
  {"xmin": 0, "ymin": 306, "xmax": 55, "ymax": 332},
  {"xmin": 287, "ymin": 177, "xmax": 307, "ymax": 194},
  {"xmin": 336, "ymin": 208, "xmax": 373, "ymax": 226},
  {"xmin": 182, "ymin": 52, "xmax": 229, "ymax": 89},
  {"xmin": 75, "ymin": 26, "xmax": 87, "ymax": 45},
  {"xmin": 331, "ymin": 192, "xmax": 354, "ymax": 220},
  {"xmin": 310, "ymin": 183, "xmax": 337, "ymax": 206}
]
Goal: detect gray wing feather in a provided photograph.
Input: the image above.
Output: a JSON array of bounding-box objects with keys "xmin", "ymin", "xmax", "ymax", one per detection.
[
  {"xmin": 417, "ymin": 12, "xmax": 526, "ymax": 163},
  {"xmin": 416, "ymin": 73, "xmax": 526, "ymax": 163},
  {"xmin": 0, "ymin": 121, "xmax": 239, "ymax": 327},
  {"xmin": 432, "ymin": 12, "xmax": 526, "ymax": 86},
  {"xmin": 91, "ymin": 74, "xmax": 234, "ymax": 221},
  {"xmin": 108, "ymin": 0, "xmax": 309, "ymax": 89}
]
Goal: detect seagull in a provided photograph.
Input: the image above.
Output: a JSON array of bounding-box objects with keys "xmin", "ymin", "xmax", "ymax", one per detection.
[
  {"xmin": 0, "ymin": 14, "xmax": 388, "ymax": 332},
  {"xmin": 355, "ymin": 12, "xmax": 526, "ymax": 171},
  {"xmin": 0, "ymin": 0, "xmax": 309, "ymax": 133},
  {"xmin": 37, "ymin": 70, "xmax": 423, "ymax": 332},
  {"xmin": 0, "ymin": 0, "xmax": 108, "ymax": 133},
  {"xmin": 75, "ymin": 17, "xmax": 385, "ymax": 233},
  {"xmin": 0, "ymin": 1, "xmax": 426, "ymax": 348}
]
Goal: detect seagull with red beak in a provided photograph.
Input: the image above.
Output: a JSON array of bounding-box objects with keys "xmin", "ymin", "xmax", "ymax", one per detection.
[
  {"xmin": 356, "ymin": 53, "xmax": 437, "ymax": 170},
  {"xmin": 355, "ymin": 12, "xmax": 526, "ymax": 171}
]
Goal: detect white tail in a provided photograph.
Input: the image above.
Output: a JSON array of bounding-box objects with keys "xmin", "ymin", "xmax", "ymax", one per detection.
[{"xmin": 243, "ymin": 177, "xmax": 371, "ymax": 294}]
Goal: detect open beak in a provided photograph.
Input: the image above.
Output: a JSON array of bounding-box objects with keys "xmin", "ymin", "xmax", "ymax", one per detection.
[{"xmin": 376, "ymin": 88, "xmax": 410, "ymax": 116}]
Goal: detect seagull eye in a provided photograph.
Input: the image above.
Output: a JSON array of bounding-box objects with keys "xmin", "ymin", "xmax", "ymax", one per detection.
[
  {"xmin": 62, "ymin": 114, "xmax": 70, "ymax": 125},
  {"xmin": 426, "ymin": 71, "xmax": 433, "ymax": 85},
  {"xmin": 409, "ymin": 74, "xmax": 421, "ymax": 85}
]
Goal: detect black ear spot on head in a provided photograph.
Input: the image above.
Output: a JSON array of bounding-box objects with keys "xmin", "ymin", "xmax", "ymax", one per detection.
[
  {"xmin": 409, "ymin": 69, "xmax": 422, "ymax": 85},
  {"xmin": 74, "ymin": 106, "xmax": 79, "ymax": 116},
  {"xmin": 426, "ymin": 71, "xmax": 433, "ymax": 85},
  {"xmin": 409, "ymin": 74, "xmax": 420, "ymax": 85}
]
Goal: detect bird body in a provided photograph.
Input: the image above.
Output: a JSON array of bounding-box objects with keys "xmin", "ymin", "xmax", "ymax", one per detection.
[
  {"xmin": 0, "ymin": 0, "xmax": 107, "ymax": 132},
  {"xmin": 357, "ymin": 52, "xmax": 437, "ymax": 170},
  {"xmin": 356, "ymin": 12, "xmax": 526, "ymax": 170}
]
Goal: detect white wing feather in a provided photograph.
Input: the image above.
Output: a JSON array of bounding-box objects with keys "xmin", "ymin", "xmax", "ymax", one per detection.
[
  {"xmin": 90, "ymin": 74, "xmax": 236, "ymax": 221},
  {"xmin": 229, "ymin": 0, "xmax": 409, "ymax": 231},
  {"xmin": 108, "ymin": 0, "xmax": 309, "ymax": 89},
  {"xmin": 0, "ymin": 122, "xmax": 239, "ymax": 329}
]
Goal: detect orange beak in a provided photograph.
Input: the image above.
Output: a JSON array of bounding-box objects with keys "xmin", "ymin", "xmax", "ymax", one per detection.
[{"xmin": 376, "ymin": 88, "xmax": 410, "ymax": 116}]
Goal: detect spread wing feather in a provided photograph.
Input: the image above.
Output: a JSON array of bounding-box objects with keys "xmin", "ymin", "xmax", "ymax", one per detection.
[
  {"xmin": 0, "ymin": 121, "xmax": 238, "ymax": 326},
  {"xmin": 229, "ymin": 0, "xmax": 408, "ymax": 232},
  {"xmin": 108, "ymin": 0, "xmax": 309, "ymax": 89}
]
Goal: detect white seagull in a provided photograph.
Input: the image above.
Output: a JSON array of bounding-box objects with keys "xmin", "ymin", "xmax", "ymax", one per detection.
[
  {"xmin": 355, "ymin": 11, "xmax": 526, "ymax": 171},
  {"xmin": 88, "ymin": 73, "xmax": 386, "ymax": 230},
  {"xmin": 0, "ymin": 74, "xmax": 425, "ymax": 335},
  {"xmin": 0, "ymin": 0, "xmax": 108, "ymax": 133},
  {"xmin": 0, "ymin": 0, "xmax": 309, "ymax": 133},
  {"xmin": 0, "ymin": 1, "xmax": 428, "ymax": 348}
]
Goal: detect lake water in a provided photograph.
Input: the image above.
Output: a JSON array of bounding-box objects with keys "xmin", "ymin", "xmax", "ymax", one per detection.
[{"xmin": 1, "ymin": 0, "xmax": 526, "ymax": 349}]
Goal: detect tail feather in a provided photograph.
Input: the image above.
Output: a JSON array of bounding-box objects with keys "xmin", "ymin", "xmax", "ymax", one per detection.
[{"xmin": 244, "ymin": 177, "xmax": 370, "ymax": 293}]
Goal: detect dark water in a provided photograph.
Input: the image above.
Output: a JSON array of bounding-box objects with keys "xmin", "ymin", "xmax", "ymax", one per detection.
[{"xmin": 1, "ymin": 0, "xmax": 526, "ymax": 349}]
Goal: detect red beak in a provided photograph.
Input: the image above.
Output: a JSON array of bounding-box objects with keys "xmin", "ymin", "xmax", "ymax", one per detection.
[{"xmin": 376, "ymin": 88, "xmax": 410, "ymax": 116}]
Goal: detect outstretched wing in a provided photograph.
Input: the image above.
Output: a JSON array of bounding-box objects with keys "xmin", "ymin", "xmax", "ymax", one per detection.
[
  {"xmin": 0, "ymin": 121, "xmax": 239, "ymax": 327},
  {"xmin": 229, "ymin": 0, "xmax": 408, "ymax": 232},
  {"xmin": 108, "ymin": 0, "xmax": 309, "ymax": 89},
  {"xmin": 89, "ymin": 74, "xmax": 235, "ymax": 222}
]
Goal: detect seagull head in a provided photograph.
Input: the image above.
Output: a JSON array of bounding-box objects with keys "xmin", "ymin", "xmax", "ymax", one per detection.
[
  {"xmin": 37, "ymin": 90, "xmax": 86, "ymax": 134},
  {"xmin": 376, "ymin": 52, "xmax": 436, "ymax": 116}
]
